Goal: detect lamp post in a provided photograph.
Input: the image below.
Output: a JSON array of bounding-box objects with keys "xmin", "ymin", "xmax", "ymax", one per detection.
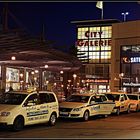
[{"xmin": 121, "ymin": 12, "xmax": 129, "ymax": 22}]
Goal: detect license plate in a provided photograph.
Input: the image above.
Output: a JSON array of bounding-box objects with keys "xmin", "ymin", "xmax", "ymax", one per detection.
[{"xmin": 60, "ymin": 112, "xmax": 69, "ymax": 115}]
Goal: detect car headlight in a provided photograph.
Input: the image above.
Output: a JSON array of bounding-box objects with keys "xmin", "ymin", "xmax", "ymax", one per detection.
[
  {"xmin": 0, "ymin": 112, "xmax": 11, "ymax": 116},
  {"xmin": 73, "ymin": 108, "xmax": 82, "ymax": 112}
]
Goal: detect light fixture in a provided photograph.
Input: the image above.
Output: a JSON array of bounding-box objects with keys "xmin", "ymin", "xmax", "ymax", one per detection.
[
  {"xmin": 73, "ymin": 74, "xmax": 77, "ymax": 78},
  {"xmin": 31, "ymin": 71, "xmax": 35, "ymax": 75},
  {"xmin": 34, "ymin": 77, "xmax": 37, "ymax": 81},
  {"xmin": 121, "ymin": 12, "xmax": 129, "ymax": 21},
  {"xmin": 35, "ymin": 70, "xmax": 39, "ymax": 73},
  {"xmin": 20, "ymin": 73, "xmax": 23, "ymax": 77},
  {"xmin": 11, "ymin": 56, "xmax": 16, "ymax": 60},
  {"xmin": 68, "ymin": 80, "xmax": 71, "ymax": 83},
  {"xmin": 45, "ymin": 65, "xmax": 48, "ymax": 68},
  {"xmin": 60, "ymin": 70, "xmax": 63, "ymax": 74}
]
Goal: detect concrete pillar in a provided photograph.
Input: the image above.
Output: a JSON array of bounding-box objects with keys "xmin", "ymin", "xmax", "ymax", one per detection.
[
  {"xmin": 1, "ymin": 64, "xmax": 6, "ymax": 91},
  {"xmin": 39, "ymin": 68, "xmax": 43, "ymax": 90}
]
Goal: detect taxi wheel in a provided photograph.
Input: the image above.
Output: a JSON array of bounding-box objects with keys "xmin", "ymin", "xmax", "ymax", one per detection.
[
  {"xmin": 12, "ymin": 116, "xmax": 24, "ymax": 131},
  {"xmin": 83, "ymin": 111, "xmax": 89, "ymax": 121},
  {"xmin": 116, "ymin": 108, "xmax": 120, "ymax": 116},
  {"xmin": 48, "ymin": 113, "xmax": 57, "ymax": 126}
]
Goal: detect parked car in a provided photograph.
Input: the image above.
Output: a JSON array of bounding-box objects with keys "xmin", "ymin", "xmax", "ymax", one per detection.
[
  {"xmin": 0, "ymin": 90, "xmax": 59, "ymax": 131},
  {"xmin": 59, "ymin": 93, "xmax": 115, "ymax": 121},
  {"xmin": 104, "ymin": 92, "xmax": 130, "ymax": 115},
  {"xmin": 127, "ymin": 94, "xmax": 140, "ymax": 112}
]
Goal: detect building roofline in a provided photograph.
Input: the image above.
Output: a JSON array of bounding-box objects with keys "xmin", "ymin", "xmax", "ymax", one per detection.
[{"xmin": 71, "ymin": 19, "xmax": 121, "ymax": 24}]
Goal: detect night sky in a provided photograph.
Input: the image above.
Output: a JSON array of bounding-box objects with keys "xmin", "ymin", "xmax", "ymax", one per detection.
[{"xmin": 0, "ymin": 1, "xmax": 140, "ymax": 52}]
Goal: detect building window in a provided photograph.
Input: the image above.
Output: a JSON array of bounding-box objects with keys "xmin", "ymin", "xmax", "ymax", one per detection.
[{"xmin": 76, "ymin": 26, "xmax": 112, "ymax": 64}]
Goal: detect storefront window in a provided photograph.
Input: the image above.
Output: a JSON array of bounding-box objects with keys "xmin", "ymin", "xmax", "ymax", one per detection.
[
  {"xmin": 121, "ymin": 45, "xmax": 140, "ymax": 93},
  {"xmin": 6, "ymin": 68, "xmax": 19, "ymax": 82}
]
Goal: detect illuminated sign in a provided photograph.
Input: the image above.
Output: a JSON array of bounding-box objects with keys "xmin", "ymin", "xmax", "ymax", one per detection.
[
  {"xmin": 76, "ymin": 31, "xmax": 111, "ymax": 47},
  {"xmin": 123, "ymin": 57, "xmax": 140, "ymax": 63},
  {"xmin": 86, "ymin": 79, "xmax": 108, "ymax": 83},
  {"xmin": 123, "ymin": 82, "xmax": 140, "ymax": 87}
]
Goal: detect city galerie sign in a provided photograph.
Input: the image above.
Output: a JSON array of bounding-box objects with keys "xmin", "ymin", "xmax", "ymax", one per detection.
[{"xmin": 76, "ymin": 31, "xmax": 112, "ymax": 47}]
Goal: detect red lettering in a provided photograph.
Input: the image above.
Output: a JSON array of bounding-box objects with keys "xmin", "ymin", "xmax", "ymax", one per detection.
[
  {"xmin": 99, "ymin": 40, "xmax": 103, "ymax": 46},
  {"xmin": 90, "ymin": 41, "xmax": 94, "ymax": 46},
  {"xmin": 76, "ymin": 40, "xmax": 84, "ymax": 46},
  {"xmin": 98, "ymin": 32, "xmax": 103, "ymax": 37},
  {"xmin": 108, "ymin": 40, "xmax": 112, "ymax": 45},
  {"xmin": 93, "ymin": 32, "xmax": 97, "ymax": 37},
  {"xmin": 84, "ymin": 41, "xmax": 89, "ymax": 46},
  {"xmin": 94, "ymin": 41, "xmax": 98, "ymax": 46},
  {"xmin": 85, "ymin": 31, "xmax": 89, "ymax": 38}
]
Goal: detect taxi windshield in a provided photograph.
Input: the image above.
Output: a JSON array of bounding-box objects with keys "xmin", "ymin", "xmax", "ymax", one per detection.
[
  {"xmin": 0, "ymin": 92, "xmax": 28, "ymax": 105},
  {"xmin": 66, "ymin": 95, "xmax": 89, "ymax": 103},
  {"xmin": 127, "ymin": 95, "xmax": 138, "ymax": 100}
]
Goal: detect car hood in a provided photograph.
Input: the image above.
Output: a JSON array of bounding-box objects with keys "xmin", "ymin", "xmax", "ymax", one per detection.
[
  {"xmin": 0, "ymin": 104, "xmax": 18, "ymax": 112},
  {"xmin": 59, "ymin": 102, "xmax": 87, "ymax": 108}
]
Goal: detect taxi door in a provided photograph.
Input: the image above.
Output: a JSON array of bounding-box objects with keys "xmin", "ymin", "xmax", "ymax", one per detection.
[
  {"xmin": 89, "ymin": 96, "xmax": 100, "ymax": 116},
  {"xmin": 22, "ymin": 93, "xmax": 47, "ymax": 125},
  {"xmin": 97, "ymin": 95, "xmax": 115, "ymax": 115},
  {"xmin": 120, "ymin": 94, "xmax": 126, "ymax": 112}
]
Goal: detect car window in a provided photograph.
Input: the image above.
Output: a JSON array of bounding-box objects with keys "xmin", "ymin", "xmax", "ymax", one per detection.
[
  {"xmin": 94, "ymin": 96, "xmax": 102, "ymax": 102},
  {"xmin": 120, "ymin": 95, "xmax": 124, "ymax": 101},
  {"xmin": 128, "ymin": 95, "xmax": 138, "ymax": 100},
  {"xmin": 124, "ymin": 94, "xmax": 128, "ymax": 100},
  {"xmin": 0, "ymin": 92, "xmax": 27, "ymax": 105},
  {"xmin": 106, "ymin": 94, "xmax": 120, "ymax": 101},
  {"xmin": 39, "ymin": 93, "xmax": 56, "ymax": 103},
  {"xmin": 66, "ymin": 95, "xmax": 89, "ymax": 103},
  {"xmin": 89, "ymin": 96, "xmax": 96, "ymax": 104},
  {"xmin": 101, "ymin": 95, "xmax": 107, "ymax": 102},
  {"xmin": 24, "ymin": 94, "xmax": 40, "ymax": 106}
]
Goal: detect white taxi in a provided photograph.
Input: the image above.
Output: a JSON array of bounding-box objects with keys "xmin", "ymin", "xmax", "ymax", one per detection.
[
  {"xmin": 59, "ymin": 93, "xmax": 115, "ymax": 121},
  {"xmin": 0, "ymin": 90, "xmax": 59, "ymax": 131}
]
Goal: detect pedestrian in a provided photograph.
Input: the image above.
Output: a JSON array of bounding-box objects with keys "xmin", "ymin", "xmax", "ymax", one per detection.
[{"xmin": 9, "ymin": 86, "xmax": 13, "ymax": 91}]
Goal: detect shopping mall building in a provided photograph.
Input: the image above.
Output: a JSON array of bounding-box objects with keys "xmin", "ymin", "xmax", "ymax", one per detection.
[{"xmin": 72, "ymin": 19, "xmax": 140, "ymax": 93}]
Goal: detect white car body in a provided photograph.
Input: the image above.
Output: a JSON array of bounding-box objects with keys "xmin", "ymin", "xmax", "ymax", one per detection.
[
  {"xmin": 0, "ymin": 91, "xmax": 59, "ymax": 131},
  {"xmin": 59, "ymin": 93, "xmax": 115, "ymax": 120}
]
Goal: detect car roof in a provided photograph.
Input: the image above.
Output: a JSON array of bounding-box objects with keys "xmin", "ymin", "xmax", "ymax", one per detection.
[
  {"xmin": 104, "ymin": 92, "xmax": 126, "ymax": 95},
  {"xmin": 71, "ymin": 93, "xmax": 105, "ymax": 96},
  {"xmin": 6, "ymin": 90, "xmax": 55, "ymax": 95}
]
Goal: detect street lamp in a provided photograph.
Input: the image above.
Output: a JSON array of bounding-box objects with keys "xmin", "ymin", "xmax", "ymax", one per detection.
[{"xmin": 121, "ymin": 12, "xmax": 129, "ymax": 22}]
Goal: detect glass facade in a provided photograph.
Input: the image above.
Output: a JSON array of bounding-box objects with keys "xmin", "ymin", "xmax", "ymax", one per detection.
[
  {"xmin": 76, "ymin": 26, "xmax": 112, "ymax": 93},
  {"xmin": 121, "ymin": 45, "xmax": 140, "ymax": 93},
  {"xmin": 77, "ymin": 26, "xmax": 112, "ymax": 64}
]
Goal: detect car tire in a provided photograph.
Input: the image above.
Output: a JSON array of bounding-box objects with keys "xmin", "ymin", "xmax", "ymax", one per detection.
[
  {"xmin": 116, "ymin": 108, "xmax": 120, "ymax": 116},
  {"xmin": 48, "ymin": 113, "xmax": 57, "ymax": 126},
  {"xmin": 12, "ymin": 116, "xmax": 24, "ymax": 131},
  {"xmin": 83, "ymin": 110, "xmax": 89, "ymax": 121}
]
